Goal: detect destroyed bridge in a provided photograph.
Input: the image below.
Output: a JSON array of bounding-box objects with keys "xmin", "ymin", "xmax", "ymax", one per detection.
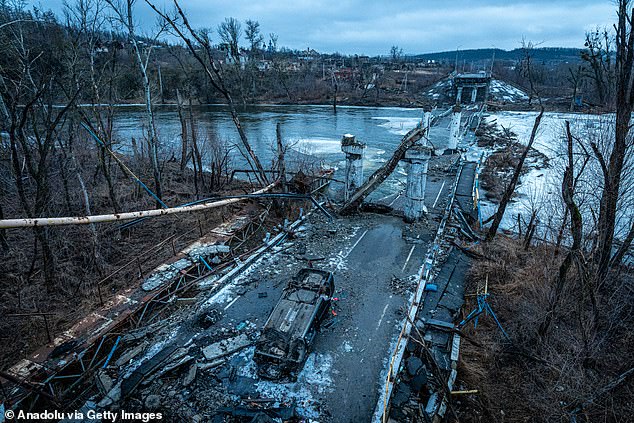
[{"xmin": 1, "ymin": 82, "xmax": 489, "ymax": 423}]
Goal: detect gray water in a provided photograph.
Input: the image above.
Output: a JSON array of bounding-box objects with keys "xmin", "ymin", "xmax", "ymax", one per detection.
[{"xmin": 113, "ymin": 104, "xmax": 426, "ymax": 176}]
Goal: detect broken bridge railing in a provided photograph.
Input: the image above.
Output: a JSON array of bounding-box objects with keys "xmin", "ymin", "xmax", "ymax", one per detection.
[
  {"xmin": 0, "ymin": 187, "xmax": 332, "ymax": 414},
  {"xmin": 376, "ymin": 157, "xmax": 465, "ymax": 423}
]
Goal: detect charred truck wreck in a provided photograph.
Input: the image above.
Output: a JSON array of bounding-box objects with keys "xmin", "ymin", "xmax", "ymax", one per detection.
[{"xmin": 253, "ymin": 269, "xmax": 335, "ymax": 380}]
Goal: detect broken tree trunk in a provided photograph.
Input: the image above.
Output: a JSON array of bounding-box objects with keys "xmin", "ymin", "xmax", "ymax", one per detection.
[
  {"xmin": 339, "ymin": 125, "xmax": 426, "ymax": 215},
  {"xmin": 276, "ymin": 122, "xmax": 287, "ymax": 192},
  {"xmin": 539, "ymin": 121, "xmax": 586, "ymax": 339},
  {"xmin": 486, "ymin": 107, "xmax": 543, "ymax": 241}
]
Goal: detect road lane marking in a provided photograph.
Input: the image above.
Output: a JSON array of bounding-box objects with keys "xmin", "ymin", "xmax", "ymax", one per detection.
[
  {"xmin": 388, "ymin": 193, "xmax": 402, "ymax": 207},
  {"xmin": 224, "ymin": 296, "xmax": 240, "ymax": 310},
  {"xmin": 344, "ymin": 229, "xmax": 368, "ymax": 258},
  {"xmin": 377, "ymin": 303, "xmax": 390, "ymax": 329},
  {"xmin": 432, "ymin": 180, "xmax": 446, "ymax": 209},
  {"xmin": 402, "ymin": 244, "xmax": 417, "ymax": 272},
  {"xmin": 378, "ymin": 192, "xmax": 399, "ymax": 202}
]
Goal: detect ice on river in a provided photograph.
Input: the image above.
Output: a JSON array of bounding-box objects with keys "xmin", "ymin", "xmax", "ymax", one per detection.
[
  {"xmin": 292, "ymin": 137, "xmax": 343, "ymax": 155},
  {"xmin": 372, "ymin": 116, "xmax": 422, "ymax": 136},
  {"xmin": 480, "ymin": 111, "xmax": 619, "ymax": 235}
]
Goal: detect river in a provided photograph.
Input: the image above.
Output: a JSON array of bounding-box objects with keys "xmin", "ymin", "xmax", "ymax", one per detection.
[
  {"xmin": 112, "ymin": 104, "xmax": 630, "ymax": 239},
  {"xmin": 113, "ymin": 104, "xmax": 423, "ymax": 173}
]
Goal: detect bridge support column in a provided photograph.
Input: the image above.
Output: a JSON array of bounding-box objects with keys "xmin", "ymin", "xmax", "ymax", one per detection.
[
  {"xmin": 341, "ymin": 134, "xmax": 366, "ymax": 201},
  {"xmin": 403, "ymin": 145, "xmax": 432, "ymax": 222},
  {"xmin": 471, "ymin": 86, "xmax": 478, "ymax": 103},
  {"xmin": 456, "ymin": 86, "xmax": 463, "ymax": 104},
  {"xmin": 447, "ymin": 105, "xmax": 462, "ymax": 153},
  {"xmin": 422, "ymin": 107, "xmax": 432, "ymax": 133}
]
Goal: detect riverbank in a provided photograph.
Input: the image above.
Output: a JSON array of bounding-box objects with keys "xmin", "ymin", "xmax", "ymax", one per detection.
[
  {"xmin": 0, "ymin": 156, "xmax": 262, "ymax": 369},
  {"xmin": 96, "ymin": 96, "xmax": 593, "ymax": 113},
  {"xmin": 452, "ymin": 236, "xmax": 634, "ymax": 422}
]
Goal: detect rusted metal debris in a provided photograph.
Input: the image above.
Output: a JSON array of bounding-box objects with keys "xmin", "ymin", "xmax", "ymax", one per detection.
[{"xmin": 0, "ymin": 209, "xmax": 291, "ymax": 413}]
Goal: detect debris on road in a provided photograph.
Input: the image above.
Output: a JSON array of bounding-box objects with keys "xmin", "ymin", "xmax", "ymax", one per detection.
[
  {"xmin": 254, "ymin": 269, "xmax": 335, "ymax": 380},
  {"xmin": 202, "ymin": 334, "xmax": 253, "ymax": 361}
]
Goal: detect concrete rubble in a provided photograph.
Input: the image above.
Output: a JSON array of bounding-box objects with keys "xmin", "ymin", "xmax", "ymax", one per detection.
[
  {"xmin": 386, "ymin": 163, "xmax": 476, "ymax": 422},
  {"xmin": 202, "ymin": 334, "xmax": 253, "ymax": 361},
  {"xmin": 2, "ymin": 104, "xmax": 488, "ymax": 423},
  {"xmin": 142, "ymin": 244, "xmax": 230, "ymax": 291}
]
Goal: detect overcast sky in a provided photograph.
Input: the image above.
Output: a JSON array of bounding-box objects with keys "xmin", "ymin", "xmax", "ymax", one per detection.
[{"xmin": 30, "ymin": 0, "xmax": 616, "ymax": 55}]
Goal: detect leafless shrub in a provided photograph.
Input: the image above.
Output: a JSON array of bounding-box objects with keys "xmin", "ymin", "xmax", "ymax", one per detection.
[{"xmin": 456, "ymin": 237, "xmax": 634, "ymax": 422}]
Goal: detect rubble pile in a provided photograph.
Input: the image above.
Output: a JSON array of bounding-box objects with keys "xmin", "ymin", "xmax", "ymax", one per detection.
[
  {"xmin": 80, "ymin": 214, "xmax": 361, "ymax": 422},
  {"xmin": 386, "ymin": 162, "xmax": 475, "ymax": 422}
]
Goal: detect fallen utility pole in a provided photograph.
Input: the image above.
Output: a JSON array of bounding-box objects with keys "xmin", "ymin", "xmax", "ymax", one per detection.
[
  {"xmin": 0, "ymin": 183, "xmax": 276, "ymax": 228},
  {"xmin": 339, "ymin": 125, "xmax": 427, "ymax": 215}
]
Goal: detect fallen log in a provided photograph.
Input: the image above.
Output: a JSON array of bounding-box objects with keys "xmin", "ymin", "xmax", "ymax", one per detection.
[{"xmin": 339, "ymin": 125, "xmax": 426, "ymax": 215}]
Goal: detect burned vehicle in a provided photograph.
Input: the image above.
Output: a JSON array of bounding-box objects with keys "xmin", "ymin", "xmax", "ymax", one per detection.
[{"xmin": 253, "ymin": 268, "xmax": 334, "ymax": 380}]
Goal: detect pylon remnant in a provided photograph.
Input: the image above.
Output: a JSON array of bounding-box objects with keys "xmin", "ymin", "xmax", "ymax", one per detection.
[
  {"xmin": 470, "ymin": 86, "xmax": 478, "ymax": 103},
  {"xmin": 422, "ymin": 107, "xmax": 432, "ymax": 133},
  {"xmin": 403, "ymin": 144, "xmax": 432, "ymax": 222},
  {"xmin": 341, "ymin": 134, "xmax": 366, "ymax": 201},
  {"xmin": 447, "ymin": 105, "xmax": 462, "ymax": 153}
]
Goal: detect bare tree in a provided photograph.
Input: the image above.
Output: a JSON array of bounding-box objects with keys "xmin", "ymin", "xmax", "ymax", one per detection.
[
  {"xmin": 519, "ymin": 39, "xmax": 542, "ymax": 106},
  {"xmin": 244, "ymin": 19, "xmax": 263, "ymax": 53},
  {"xmin": 64, "ymin": 0, "xmax": 122, "ymax": 212},
  {"xmin": 389, "ymin": 45, "xmax": 402, "ymax": 63},
  {"xmin": 567, "ymin": 65, "xmax": 585, "ymax": 111},
  {"xmin": 267, "ymin": 32, "xmax": 278, "ymax": 54},
  {"xmin": 105, "ymin": 0, "xmax": 166, "ymax": 206},
  {"xmin": 581, "ymin": 27, "xmax": 614, "ymax": 107},
  {"xmin": 0, "ymin": 9, "xmax": 80, "ymax": 286},
  {"xmin": 539, "ymin": 121, "xmax": 587, "ymax": 338},
  {"xmin": 592, "ymin": 0, "xmax": 634, "ymax": 279},
  {"xmin": 218, "ymin": 17, "xmax": 241, "ymax": 62},
  {"xmin": 145, "ymin": 0, "xmax": 269, "ymax": 186},
  {"xmin": 276, "ymin": 122, "xmax": 286, "ymax": 191}
]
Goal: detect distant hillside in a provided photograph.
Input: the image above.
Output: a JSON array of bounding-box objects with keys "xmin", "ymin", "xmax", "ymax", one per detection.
[{"xmin": 412, "ymin": 47, "xmax": 583, "ymax": 64}]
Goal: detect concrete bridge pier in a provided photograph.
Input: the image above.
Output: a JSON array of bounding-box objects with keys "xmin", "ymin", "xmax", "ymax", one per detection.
[
  {"xmin": 422, "ymin": 108, "xmax": 432, "ymax": 133},
  {"xmin": 456, "ymin": 86, "xmax": 463, "ymax": 104},
  {"xmin": 446, "ymin": 105, "xmax": 462, "ymax": 153},
  {"xmin": 341, "ymin": 134, "xmax": 366, "ymax": 201},
  {"xmin": 470, "ymin": 86, "xmax": 478, "ymax": 103},
  {"xmin": 403, "ymin": 145, "xmax": 432, "ymax": 222}
]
